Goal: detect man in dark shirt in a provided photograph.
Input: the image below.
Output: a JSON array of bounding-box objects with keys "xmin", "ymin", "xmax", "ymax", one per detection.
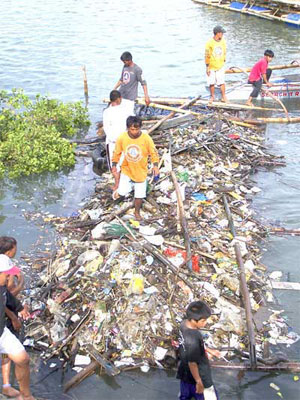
[
  {"xmin": 177, "ymin": 301, "xmax": 220, "ymax": 400},
  {"xmin": 113, "ymin": 51, "xmax": 150, "ymax": 111}
]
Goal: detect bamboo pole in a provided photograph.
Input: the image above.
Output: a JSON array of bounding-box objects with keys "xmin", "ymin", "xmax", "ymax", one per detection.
[
  {"xmin": 170, "ymin": 171, "xmax": 192, "ymax": 271},
  {"xmin": 145, "ymin": 95, "xmax": 201, "ymax": 135},
  {"xmin": 226, "ymin": 61, "xmax": 300, "ymax": 74},
  {"xmin": 257, "ymin": 116, "xmax": 300, "ymax": 124},
  {"xmin": 135, "ymin": 97, "xmax": 278, "ymax": 112},
  {"xmin": 82, "ymin": 65, "xmax": 89, "ymax": 101},
  {"xmin": 222, "ymin": 194, "xmax": 257, "ymax": 369}
]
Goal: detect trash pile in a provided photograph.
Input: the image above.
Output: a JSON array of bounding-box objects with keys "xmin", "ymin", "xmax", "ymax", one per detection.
[{"xmin": 22, "ymin": 110, "xmax": 299, "ymax": 378}]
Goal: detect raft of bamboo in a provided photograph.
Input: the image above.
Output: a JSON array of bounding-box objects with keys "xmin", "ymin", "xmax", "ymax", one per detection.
[{"xmin": 192, "ymin": 0, "xmax": 300, "ymax": 27}]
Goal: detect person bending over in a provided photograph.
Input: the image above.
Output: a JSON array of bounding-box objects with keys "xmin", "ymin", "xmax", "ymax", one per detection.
[{"xmin": 246, "ymin": 49, "xmax": 274, "ymax": 107}]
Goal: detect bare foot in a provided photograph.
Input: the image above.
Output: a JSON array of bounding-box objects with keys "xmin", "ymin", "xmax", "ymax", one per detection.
[
  {"xmin": 112, "ymin": 190, "xmax": 120, "ymax": 200},
  {"xmin": 18, "ymin": 395, "xmax": 36, "ymax": 400},
  {"xmin": 208, "ymin": 97, "xmax": 214, "ymax": 105},
  {"xmin": 246, "ymin": 102, "xmax": 254, "ymax": 107},
  {"xmin": 2, "ymin": 386, "xmax": 20, "ymax": 397},
  {"xmin": 134, "ymin": 212, "xmax": 142, "ymax": 221},
  {"xmin": 221, "ymin": 97, "xmax": 228, "ymax": 103}
]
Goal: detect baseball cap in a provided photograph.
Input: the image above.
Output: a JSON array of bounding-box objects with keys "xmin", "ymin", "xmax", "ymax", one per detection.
[
  {"xmin": 0, "ymin": 254, "xmax": 21, "ymax": 275},
  {"xmin": 213, "ymin": 25, "xmax": 226, "ymax": 35}
]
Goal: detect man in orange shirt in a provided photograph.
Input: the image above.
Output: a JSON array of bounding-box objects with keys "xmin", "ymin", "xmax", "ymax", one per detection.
[{"xmin": 111, "ymin": 116, "xmax": 159, "ymax": 221}]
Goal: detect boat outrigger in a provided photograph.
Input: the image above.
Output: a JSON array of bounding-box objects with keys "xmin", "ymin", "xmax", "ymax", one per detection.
[{"xmin": 192, "ymin": 0, "xmax": 300, "ymax": 28}]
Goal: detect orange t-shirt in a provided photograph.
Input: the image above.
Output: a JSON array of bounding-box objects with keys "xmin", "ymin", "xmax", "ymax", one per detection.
[{"xmin": 112, "ymin": 131, "xmax": 159, "ymax": 182}]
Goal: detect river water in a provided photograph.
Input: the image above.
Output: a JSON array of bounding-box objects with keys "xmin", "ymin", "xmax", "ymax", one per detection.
[{"xmin": 0, "ymin": 0, "xmax": 300, "ymax": 399}]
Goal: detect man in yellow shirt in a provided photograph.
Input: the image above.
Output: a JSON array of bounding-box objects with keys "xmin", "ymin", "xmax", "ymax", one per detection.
[
  {"xmin": 205, "ymin": 26, "xmax": 227, "ymax": 104},
  {"xmin": 112, "ymin": 116, "xmax": 159, "ymax": 221}
]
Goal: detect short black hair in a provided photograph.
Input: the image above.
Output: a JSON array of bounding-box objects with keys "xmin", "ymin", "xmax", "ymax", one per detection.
[
  {"xmin": 109, "ymin": 90, "xmax": 121, "ymax": 102},
  {"xmin": 264, "ymin": 49, "xmax": 274, "ymax": 58},
  {"xmin": 0, "ymin": 236, "xmax": 17, "ymax": 254},
  {"xmin": 126, "ymin": 116, "xmax": 142, "ymax": 128},
  {"xmin": 186, "ymin": 301, "xmax": 211, "ymax": 321},
  {"xmin": 120, "ymin": 51, "xmax": 133, "ymax": 62}
]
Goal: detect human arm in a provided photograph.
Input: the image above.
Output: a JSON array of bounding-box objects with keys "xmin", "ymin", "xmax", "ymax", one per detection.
[
  {"xmin": 142, "ymin": 83, "xmax": 150, "ymax": 106},
  {"xmin": 7, "ymin": 272, "xmax": 24, "ymax": 296},
  {"xmin": 113, "ymin": 80, "xmax": 122, "ymax": 90},
  {"xmin": 206, "ymin": 348, "xmax": 221, "ymax": 360},
  {"xmin": 5, "ymin": 307, "xmax": 22, "ymax": 331},
  {"xmin": 262, "ymin": 73, "xmax": 272, "ymax": 87},
  {"xmin": 111, "ymin": 137, "xmax": 123, "ymax": 190},
  {"xmin": 205, "ymin": 42, "xmax": 212, "ymax": 76},
  {"xmin": 188, "ymin": 362, "xmax": 204, "ymax": 394},
  {"xmin": 148, "ymin": 136, "xmax": 159, "ymax": 169}
]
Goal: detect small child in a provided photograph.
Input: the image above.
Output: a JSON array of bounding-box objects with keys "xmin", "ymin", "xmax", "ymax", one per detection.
[{"xmin": 176, "ymin": 300, "xmax": 220, "ymax": 400}]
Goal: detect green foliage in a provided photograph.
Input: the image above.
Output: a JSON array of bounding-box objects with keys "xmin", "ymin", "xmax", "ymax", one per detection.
[{"xmin": 0, "ymin": 89, "xmax": 91, "ymax": 178}]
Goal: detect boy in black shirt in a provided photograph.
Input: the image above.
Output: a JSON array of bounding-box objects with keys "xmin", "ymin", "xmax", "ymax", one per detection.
[{"xmin": 176, "ymin": 301, "xmax": 220, "ymax": 400}]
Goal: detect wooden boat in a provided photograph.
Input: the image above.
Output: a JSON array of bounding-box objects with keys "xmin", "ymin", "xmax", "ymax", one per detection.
[
  {"xmin": 192, "ymin": 0, "xmax": 300, "ymax": 27},
  {"xmin": 224, "ymin": 74, "xmax": 300, "ymax": 102}
]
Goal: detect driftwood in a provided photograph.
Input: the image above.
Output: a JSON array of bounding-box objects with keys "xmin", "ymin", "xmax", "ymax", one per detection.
[
  {"xmin": 145, "ymin": 95, "xmax": 201, "ymax": 135},
  {"xmin": 170, "ymin": 171, "xmax": 192, "ymax": 271},
  {"xmin": 63, "ymin": 360, "xmax": 99, "ymax": 392},
  {"xmin": 223, "ymin": 194, "xmax": 257, "ymax": 368},
  {"xmin": 85, "ymin": 344, "xmax": 120, "ymax": 376},
  {"xmin": 211, "ymin": 361, "xmax": 300, "ymax": 372}
]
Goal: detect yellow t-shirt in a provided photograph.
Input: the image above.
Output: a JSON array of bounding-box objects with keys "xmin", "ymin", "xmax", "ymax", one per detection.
[
  {"xmin": 112, "ymin": 131, "xmax": 159, "ymax": 182},
  {"xmin": 205, "ymin": 38, "xmax": 226, "ymax": 71}
]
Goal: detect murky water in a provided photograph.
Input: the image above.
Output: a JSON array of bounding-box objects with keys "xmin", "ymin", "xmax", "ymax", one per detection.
[{"xmin": 0, "ymin": 0, "xmax": 300, "ymax": 399}]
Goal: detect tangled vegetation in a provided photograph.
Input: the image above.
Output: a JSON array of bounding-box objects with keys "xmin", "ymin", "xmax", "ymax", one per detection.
[{"xmin": 0, "ymin": 89, "xmax": 91, "ymax": 178}]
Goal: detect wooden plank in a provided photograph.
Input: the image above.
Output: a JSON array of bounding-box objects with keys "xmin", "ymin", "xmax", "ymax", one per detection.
[
  {"xmin": 271, "ymin": 281, "xmax": 300, "ymax": 290},
  {"xmin": 86, "ymin": 344, "xmax": 120, "ymax": 376},
  {"xmin": 226, "ymin": 62, "xmax": 300, "ymax": 74}
]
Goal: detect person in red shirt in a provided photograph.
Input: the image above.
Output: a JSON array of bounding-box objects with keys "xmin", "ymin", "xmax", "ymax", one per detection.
[{"xmin": 246, "ymin": 50, "xmax": 274, "ymax": 106}]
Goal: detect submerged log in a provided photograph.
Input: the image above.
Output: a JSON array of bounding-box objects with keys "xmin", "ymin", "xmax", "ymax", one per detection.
[{"xmin": 211, "ymin": 361, "xmax": 300, "ymax": 372}]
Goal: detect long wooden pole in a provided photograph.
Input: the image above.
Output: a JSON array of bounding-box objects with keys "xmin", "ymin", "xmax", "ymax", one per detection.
[
  {"xmin": 223, "ymin": 194, "xmax": 257, "ymax": 369},
  {"xmin": 226, "ymin": 61, "xmax": 300, "ymax": 74},
  {"xmin": 170, "ymin": 171, "xmax": 192, "ymax": 271},
  {"xmin": 145, "ymin": 95, "xmax": 201, "ymax": 135}
]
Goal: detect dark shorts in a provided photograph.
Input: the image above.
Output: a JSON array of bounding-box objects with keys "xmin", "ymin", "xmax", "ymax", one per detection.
[{"xmin": 179, "ymin": 381, "xmax": 219, "ymax": 400}]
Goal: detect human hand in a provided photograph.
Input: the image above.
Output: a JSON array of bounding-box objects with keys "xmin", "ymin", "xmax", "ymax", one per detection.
[
  {"xmin": 19, "ymin": 305, "xmax": 30, "ymax": 320},
  {"xmin": 145, "ymin": 96, "xmax": 151, "ymax": 106},
  {"xmin": 196, "ymin": 380, "xmax": 204, "ymax": 394},
  {"xmin": 207, "ymin": 348, "xmax": 222, "ymax": 359},
  {"xmin": 12, "ymin": 317, "xmax": 22, "ymax": 331},
  {"xmin": 152, "ymin": 166, "xmax": 159, "ymax": 177},
  {"xmin": 267, "ymin": 82, "xmax": 272, "ymax": 88},
  {"xmin": 206, "ymin": 67, "xmax": 211, "ymax": 76}
]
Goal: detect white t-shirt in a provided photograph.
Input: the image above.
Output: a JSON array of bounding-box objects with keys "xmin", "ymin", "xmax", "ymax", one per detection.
[{"xmin": 103, "ymin": 99, "xmax": 133, "ymax": 145}]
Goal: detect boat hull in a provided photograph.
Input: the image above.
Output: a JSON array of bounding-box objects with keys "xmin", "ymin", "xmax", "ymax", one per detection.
[{"xmin": 225, "ymin": 82, "xmax": 300, "ymax": 102}]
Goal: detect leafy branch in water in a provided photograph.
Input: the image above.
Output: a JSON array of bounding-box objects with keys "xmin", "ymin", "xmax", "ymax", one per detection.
[{"xmin": 0, "ymin": 89, "xmax": 91, "ymax": 178}]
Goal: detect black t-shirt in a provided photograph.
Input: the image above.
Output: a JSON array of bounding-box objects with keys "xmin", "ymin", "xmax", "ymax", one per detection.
[{"xmin": 176, "ymin": 320, "xmax": 213, "ymax": 387}]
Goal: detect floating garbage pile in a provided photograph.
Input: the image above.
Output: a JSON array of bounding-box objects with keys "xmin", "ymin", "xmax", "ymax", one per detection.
[{"xmin": 23, "ymin": 111, "xmax": 299, "ymax": 380}]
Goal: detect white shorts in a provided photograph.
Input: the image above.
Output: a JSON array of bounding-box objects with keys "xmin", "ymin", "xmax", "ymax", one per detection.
[
  {"xmin": 207, "ymin": 67, "xmax": 225, "ymax": 86},
  {"xmin": 0, "ymin": 327, "xmax": 25, "ymax": 355},
  {"xmin": 118, "ymin": 173, "xmax": 147, "ymax": 198}
]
